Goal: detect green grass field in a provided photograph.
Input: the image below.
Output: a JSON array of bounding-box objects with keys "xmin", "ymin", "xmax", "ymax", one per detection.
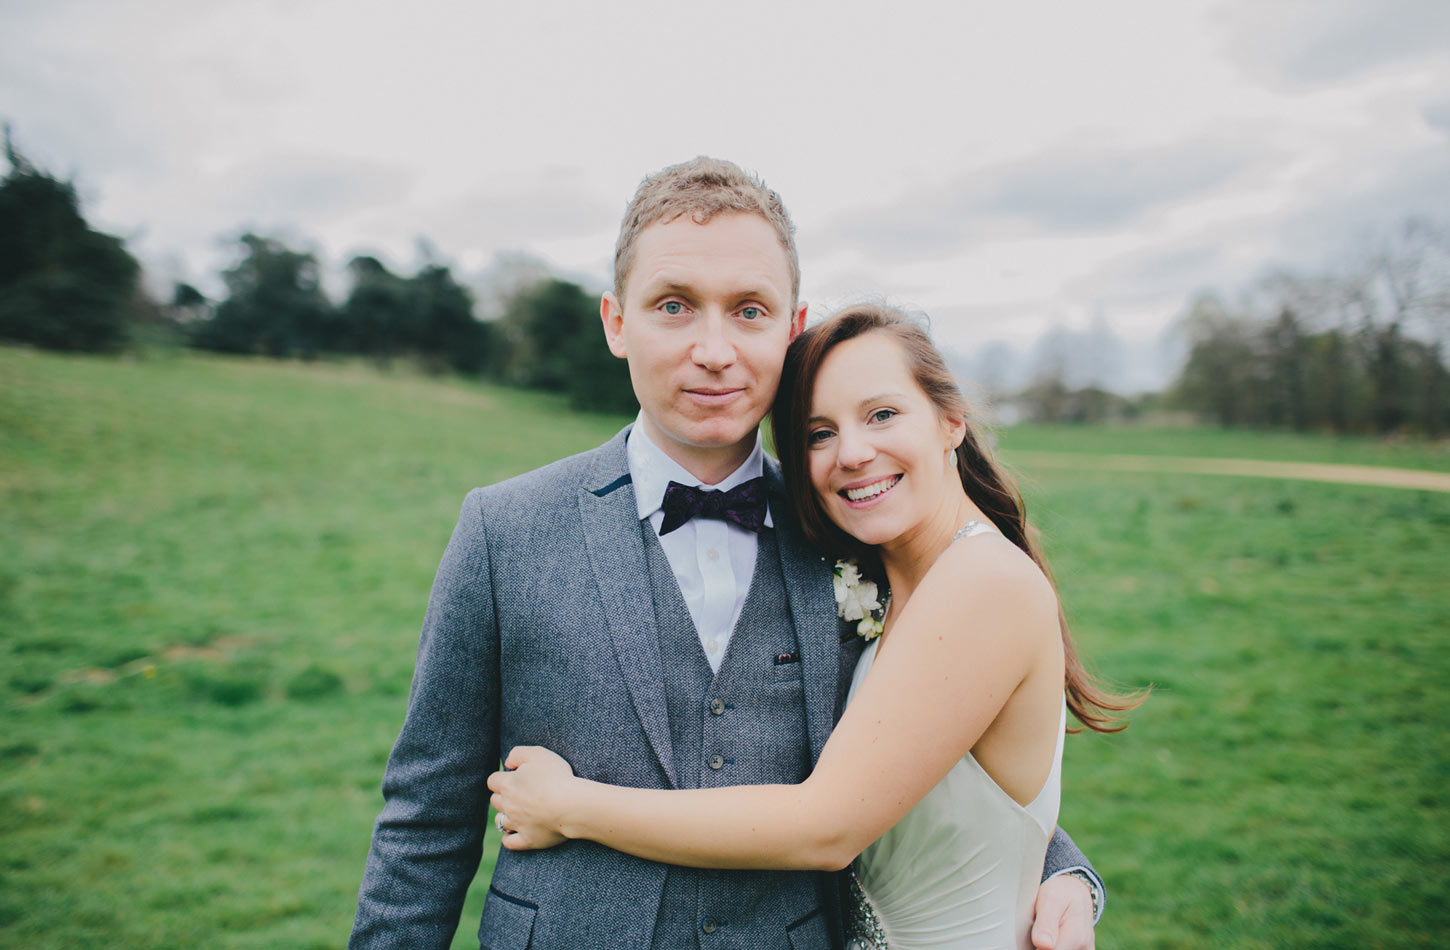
[
  {"xmin": 3, "ymin": 346, "xmax": 1447, "ymax": 948},
  {"xmin": 997, "ymin": 421, "xmax": 1450, "ymax": 472}
]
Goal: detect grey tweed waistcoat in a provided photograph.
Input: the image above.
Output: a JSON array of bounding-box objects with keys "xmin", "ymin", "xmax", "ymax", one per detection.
[{"xmin": 643, "ymin": 524, "xmax": 825, "ymax": 949}]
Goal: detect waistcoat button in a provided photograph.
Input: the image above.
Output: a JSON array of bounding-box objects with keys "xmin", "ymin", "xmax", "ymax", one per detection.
[
  {"xmin": 707, "ymin": 753, "xmax": 724, "ymax": 770},
  {"xmin": 710, "ymin": 698, "xmax": 725, "ymax": 716},
  {"xmin": 701, "ymin": 916, "xmax": 719, "ymax": 934}
]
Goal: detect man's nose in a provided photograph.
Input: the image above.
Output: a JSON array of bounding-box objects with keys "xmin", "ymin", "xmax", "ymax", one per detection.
[{"xmin": 691, "ymin": 313, "xmax": 736, "ymax": 371}]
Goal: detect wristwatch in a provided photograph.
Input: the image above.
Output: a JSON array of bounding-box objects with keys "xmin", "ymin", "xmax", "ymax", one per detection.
[{"xmin": 1064, "ymin": 868, "xmax": 1102, "ymax": 922}]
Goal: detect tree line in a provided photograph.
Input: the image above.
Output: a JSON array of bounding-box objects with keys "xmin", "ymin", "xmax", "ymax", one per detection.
[
  {"xmin": 5, "ymin": 129, "xmax": 1447, "ymax": 434},
  {"xmin": 1171, "ymin": 222, "xmax": 1450, "ymax": 436},
  {"xmin": 0, "ymin": 130, "xmax": 636, "ymax": 413}
]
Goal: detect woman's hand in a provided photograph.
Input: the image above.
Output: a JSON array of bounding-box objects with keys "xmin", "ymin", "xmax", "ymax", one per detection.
[{"xmin": 486, "ymin": 746, "xmax": 577, "ymax": 851}]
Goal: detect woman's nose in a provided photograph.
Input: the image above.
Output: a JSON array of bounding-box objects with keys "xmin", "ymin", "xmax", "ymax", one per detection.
[{"xmin": 835, "ymin": 426, "xmax": 875, "ymax": 468}]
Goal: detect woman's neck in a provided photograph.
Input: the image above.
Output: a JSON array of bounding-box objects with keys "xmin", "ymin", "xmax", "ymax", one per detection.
[{"xmin": 878, "ymin": 486, "xmax": 984, "ymax": 626}]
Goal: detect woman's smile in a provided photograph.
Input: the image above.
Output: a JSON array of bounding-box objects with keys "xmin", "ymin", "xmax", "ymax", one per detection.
[{"xmin": 839, "ymin": 474, "xmax": 902, "ymax": 507}]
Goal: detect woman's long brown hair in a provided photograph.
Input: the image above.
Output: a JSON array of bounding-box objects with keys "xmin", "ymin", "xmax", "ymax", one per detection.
[{"xmin": 771, "ymin": 303, "xmax": 1145, "ymax": 733}]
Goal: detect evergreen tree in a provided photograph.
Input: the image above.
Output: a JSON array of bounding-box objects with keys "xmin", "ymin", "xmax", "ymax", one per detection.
[
  {"xmin": 193, "ymin": 233, "xmax": 336, "ymax": 358},
  {"xmin": 0, "ymin": 127, "xmax": 143, "ymax": 351}
]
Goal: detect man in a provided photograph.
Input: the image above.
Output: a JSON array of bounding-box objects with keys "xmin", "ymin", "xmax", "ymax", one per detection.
[{"xmin": 350, "ymin": 157, "xmax": 1103, "ymax": 949}]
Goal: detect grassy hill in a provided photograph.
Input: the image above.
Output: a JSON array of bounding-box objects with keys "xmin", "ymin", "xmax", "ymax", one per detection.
[{"xmin": 2, "ymin": 346, "xmax": 1446, "ymax": 948}]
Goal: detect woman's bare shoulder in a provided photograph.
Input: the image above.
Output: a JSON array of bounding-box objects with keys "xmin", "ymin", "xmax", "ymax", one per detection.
[{"xmin": 921, "ymin": 531, "xmax": 1060, "ymax": 637}]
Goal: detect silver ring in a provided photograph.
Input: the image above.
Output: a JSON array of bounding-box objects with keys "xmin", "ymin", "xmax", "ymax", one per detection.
[{"xmin": 495, "ymin": 812, "xmax": 508, "ymax": 834}]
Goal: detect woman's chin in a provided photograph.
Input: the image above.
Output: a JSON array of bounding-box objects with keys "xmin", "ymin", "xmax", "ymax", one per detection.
[{"xmin": 827, "ymin": 510, "xmax": 900, "ymax": 548}]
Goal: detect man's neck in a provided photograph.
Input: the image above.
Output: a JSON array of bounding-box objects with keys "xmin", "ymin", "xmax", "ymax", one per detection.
[{"xmin": 637, "ymin": 416, "xmax": 757, "ymax": 486}]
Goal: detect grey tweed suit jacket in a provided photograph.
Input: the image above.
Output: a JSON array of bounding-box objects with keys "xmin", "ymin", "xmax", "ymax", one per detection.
[{"xmin": 349, "ymin": 427, "xmax": 1094, "ymax": 949}]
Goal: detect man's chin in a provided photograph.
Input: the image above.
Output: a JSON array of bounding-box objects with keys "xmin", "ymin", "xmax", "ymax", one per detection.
[
  {"xmin": 654, "ymin": 404, "xmax": 755, "ymax": 440},
  {"xmin": 686, "ymin": 426, "xmax": 758, "ymax": 452}
]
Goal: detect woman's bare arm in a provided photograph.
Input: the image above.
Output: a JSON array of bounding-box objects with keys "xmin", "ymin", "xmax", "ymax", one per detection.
[{"xmin": 487, "ymin": 536, "xmax": 1061, "ymax": 871}]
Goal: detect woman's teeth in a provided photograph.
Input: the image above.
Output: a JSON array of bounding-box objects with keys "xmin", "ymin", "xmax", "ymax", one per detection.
[{"xmin": 844, "ymin": 476, "xmax": 900, "ymax": 502}]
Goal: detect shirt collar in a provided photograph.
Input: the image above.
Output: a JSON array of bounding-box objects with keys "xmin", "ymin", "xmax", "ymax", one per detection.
[{"xmin": 626, "ymin": 412, "xmax": 774, "ymax": 528}]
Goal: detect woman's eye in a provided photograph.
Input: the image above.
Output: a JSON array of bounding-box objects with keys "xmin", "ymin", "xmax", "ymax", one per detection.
[
  {"xmin": 740, "ymin": 306, "xmax": 761, "ymax": 320},
  {"xmin": 807, "ymin": 428, "xmax": 834, "ymax": 446},
  {"xmin": 870, "ymin": 409, "xmax": 897, "ymax": 423},
  {"xmin": 662, "ymin": 301, "xmax": 684, "ymax": 315}
]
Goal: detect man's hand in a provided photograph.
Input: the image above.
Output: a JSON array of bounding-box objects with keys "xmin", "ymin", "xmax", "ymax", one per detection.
[{"xmin": 1031, "ymin": 873, "xmax": 1096, "ymax": 950}]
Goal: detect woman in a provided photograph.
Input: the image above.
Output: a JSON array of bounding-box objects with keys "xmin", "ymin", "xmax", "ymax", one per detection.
[{"xmin": 488, "ymin": 304, "xmax": 1138, "ymax": 949}]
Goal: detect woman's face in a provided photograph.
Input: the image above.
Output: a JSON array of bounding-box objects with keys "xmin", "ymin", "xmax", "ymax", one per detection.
[{"xmin": 805, "ymin": 331, "xmax": 965, "ymax": 548}]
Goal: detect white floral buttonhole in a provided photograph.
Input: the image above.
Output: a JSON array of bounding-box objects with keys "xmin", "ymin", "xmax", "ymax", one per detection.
[{"xmin": 833, "ymin": 559, "xmax": 887, "ymax": 640}]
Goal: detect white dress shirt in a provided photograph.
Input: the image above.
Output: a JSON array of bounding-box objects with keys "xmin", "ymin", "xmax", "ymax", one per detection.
[{"xmin": 626, "ymin": 416, "xmax": 773, "ymax": 674}]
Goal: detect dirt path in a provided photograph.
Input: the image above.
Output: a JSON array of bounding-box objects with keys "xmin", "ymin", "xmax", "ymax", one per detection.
[{"xmin": 1004, "ymin": 451, "xmax": 1450, "ymax": 493}]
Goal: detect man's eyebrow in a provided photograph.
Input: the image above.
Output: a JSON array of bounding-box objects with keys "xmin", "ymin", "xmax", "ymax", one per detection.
[
  {"xmin": 635, "ymin": 279, "xmax": 696, "ymax": 303},
  {"xmin": 639, "ymin": 280, "xmax": 783, "ymax": 305},
  {"xmin": 641, "ymin": 281, "xmax": 697, "ymax": 301}
]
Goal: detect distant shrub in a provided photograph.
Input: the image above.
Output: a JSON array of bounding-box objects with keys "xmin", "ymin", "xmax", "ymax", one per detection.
[
  {"xmin": 285, "ymin": 663, "xmax": 344, "ymax": 700},
  {"xmin": 59, "ymin": 690, "xmax": 103, "ymax": 714},
  {"xmin": 186, "ymin": 670, "xmax": 265, "ymax": 707},
  {"xmin": 102, "ymin": 646, "xmax": 150, "ymax": 669},
  {"xmin": 9, "ymin": 673, "xmax": 52, "ymax": 695},
  {"xmin": 190, "ymin": 803, "xmax": 257, "ymax": 823},
  {"xmin": 1, "ymin": 742, "xmax": 39, "ymax": 762}
]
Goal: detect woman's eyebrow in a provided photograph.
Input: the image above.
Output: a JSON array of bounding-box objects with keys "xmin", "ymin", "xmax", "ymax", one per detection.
[
  {"xmin": 808, "ymin": 394, "xmax": 908, "ymax": 425},
  {"xmin": 856, "ymin": 392, "xmax": 907, "ymax": 407}
]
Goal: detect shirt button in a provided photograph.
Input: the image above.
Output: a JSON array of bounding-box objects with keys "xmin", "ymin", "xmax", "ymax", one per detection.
[
  {"xmin": 706, "ymin": 547, "xmax": 721, "ymax": 562},
  {"xmin": 705, "ymin": 638, "xmax": 719, "ymax": 653},
  {"xmin": 707, "ymin": 753, "xmax": 724, "ymax": 770},
  {"xmin": 710, "ymin": 698, "xmax": 725, "ymax": 716},
  {"xmin": 701, "ymin": 916, "xmax": 719, "ymax": 934}
]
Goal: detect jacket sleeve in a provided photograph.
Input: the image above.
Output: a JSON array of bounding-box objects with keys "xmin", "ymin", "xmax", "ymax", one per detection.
[
  {"xmin": 1041, "ymin": 826, "xmax": 1106, "ymax": 923},
  {"xmin": 349, "ymin": 489, "xmax": 501, "ymax": 948}
]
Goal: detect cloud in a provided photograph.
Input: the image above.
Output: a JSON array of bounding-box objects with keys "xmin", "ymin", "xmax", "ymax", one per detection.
[
  {"xmin": 1424, "ymin": 99, "xmax": 1450, "ymax": 138},
  {"xmin": 1214, "ymin": 0, "xmax": 1450, "ymax": 86},
  {"xmin": 972, "ymin": 145, "xmax": 1256, "ymax": 230},
  {"xmin": 1274, "ymin": 147, "xmax": 1450, "ymax": 263},
  {"xmin": 407, "ymin": 168, "xmax": 619, "ymax": 255},
  {"xmin": 209, "ymin": 154, "xmax": 413, "ymax": 228},
  {"xmin": 810, "ymin": 137, "xmax": 1267, "ymax": 262},
  {"xmin": 1074, "ymin": 241, "xmax": 1234, "ymax": 305}
]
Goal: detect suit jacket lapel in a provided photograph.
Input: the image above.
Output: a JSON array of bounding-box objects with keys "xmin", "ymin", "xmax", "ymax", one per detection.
[
  {"xmin": 578, "ymin": 430, "xmax": 678, "ymax": 787},
  {"xmin": 765, "ymin": 459, "xmax": 839, "ymax": 766}
]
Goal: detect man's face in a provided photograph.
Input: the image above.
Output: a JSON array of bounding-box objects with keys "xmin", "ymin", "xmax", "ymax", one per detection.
[{"xmin": 602, "ymin": 212, "xmax": 807, "ymax": 481}]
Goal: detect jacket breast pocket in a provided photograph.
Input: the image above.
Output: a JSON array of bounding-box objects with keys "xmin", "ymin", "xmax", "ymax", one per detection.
[
  {"xmin": 479, "ymin": 885, "xmax": 537, "ymax": 950},
  {"xmin": 768, "ymin": 649, "xmax": 804, "ymax": 684}
]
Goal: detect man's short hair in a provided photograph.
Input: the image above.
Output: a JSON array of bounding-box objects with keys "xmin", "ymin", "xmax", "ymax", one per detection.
[{"xmin": 613, "ymin": 156, "xmax": 800, "ymax": 304}]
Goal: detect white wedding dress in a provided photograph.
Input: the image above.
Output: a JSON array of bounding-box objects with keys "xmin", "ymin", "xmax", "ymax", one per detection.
[{"xmin": 845, "ymin": 522, "xmax": 1065, "ymax": 950}]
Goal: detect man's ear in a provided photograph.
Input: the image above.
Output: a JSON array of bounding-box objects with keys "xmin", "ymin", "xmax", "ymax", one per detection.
[
  {"xmin": 788, "ymin": 301, "xmax": 808, "ymax": 341},
  {"xmin": 601, "ymin": 292, "xmax": 627, "ymax": 358}
]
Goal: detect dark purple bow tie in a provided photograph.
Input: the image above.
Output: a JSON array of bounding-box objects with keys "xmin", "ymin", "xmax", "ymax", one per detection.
[{"xmin": 659, "ymin": 477, "xmax": 768, "ymax": 535}]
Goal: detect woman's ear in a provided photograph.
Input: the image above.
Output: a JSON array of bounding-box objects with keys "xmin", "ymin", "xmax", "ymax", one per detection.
[{"xmin": 943, "ymin": 415, "xmax": 967, "ymax": 452}]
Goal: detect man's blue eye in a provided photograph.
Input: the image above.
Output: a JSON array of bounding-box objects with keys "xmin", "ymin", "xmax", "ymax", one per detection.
[
  {"xmin": 663, "ymin": 301, "xmax": 684, "ymax": 315},
  {"xmin": 741, "ymin": 306, "xmax": 761, "ymax": 320}
]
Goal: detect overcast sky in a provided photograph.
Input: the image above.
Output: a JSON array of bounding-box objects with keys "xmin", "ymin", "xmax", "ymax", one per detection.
[{"xmin": 4, "ymin": 0, "xmax": 1448, "ymax": 389}]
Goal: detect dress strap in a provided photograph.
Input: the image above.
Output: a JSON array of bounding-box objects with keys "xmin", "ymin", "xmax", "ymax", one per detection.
[{"xmin": 951, "ymin": 519, "xmax": 998, "ymax": 544}]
